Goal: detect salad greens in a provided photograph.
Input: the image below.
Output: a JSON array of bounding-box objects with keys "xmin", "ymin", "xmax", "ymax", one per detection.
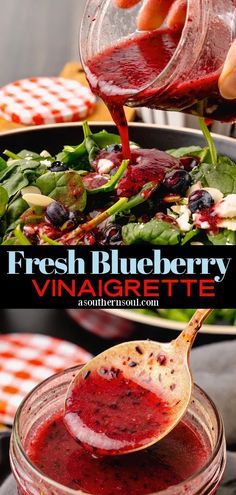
[
  {"xmin": 122, "ymin": 219, "xmax": 181, "ymax": 245},
  {"xmin": 36, "ymin": 171, "xmax": 87, "ymax": 210},
  {"xmin": 190, "ymin": 159, "xmax": 236, "ymax": 195},
  {"xmin": 1, "ymin": 120, "xmax": 236, "ymax": 245}
]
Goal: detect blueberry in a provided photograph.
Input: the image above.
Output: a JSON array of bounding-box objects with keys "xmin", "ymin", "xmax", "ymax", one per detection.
[
  {"xmin": 50, "ymin": 161, "xmax": 68, "ymax": 172},
  {"xmin": 100, "ymin": 224, "xmax": 122, "ymax": 245},
  {"xmin": 188, "ymin": 190, "xmax": 214, "ymax": 213},
  {"xmin": 106, "ymin": 144, "xmax": 122, "ymax": 153},
  {"xmin": 179, "ymin": 156, "xmax": 200, "ymax": 171},
  {"xmin": 45, "ymin": 202, "xmax": 69, "ymax": 227},
  {"xmin": 163, "ymin": 169, "xmax": 191, "ymax": 194}
]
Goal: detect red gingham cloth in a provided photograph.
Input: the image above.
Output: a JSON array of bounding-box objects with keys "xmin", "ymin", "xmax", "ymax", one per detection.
[
  {"xmin": 0, "ymin": 333, "xmax": 91, "ymax": 425},
  {"xmin": 66, "ymin": 309, "xmax": 135, "ymax": 339},
  {"xmin": 0, "ymin": 77, "xmax": 96, "ymax": 125}
]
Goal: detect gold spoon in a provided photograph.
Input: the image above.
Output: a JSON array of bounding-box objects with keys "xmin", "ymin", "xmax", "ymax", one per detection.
[{"xmin": 64, "ymin": 308, "xmax": 212, "ymax": 456}]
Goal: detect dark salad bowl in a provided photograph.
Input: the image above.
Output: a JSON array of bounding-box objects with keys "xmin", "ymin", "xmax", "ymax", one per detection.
[
  {"xmin": 2, "ymin": 122, "xmax": 236, "ymax": 158},
  {"xmin": 2, "ymin": 122, "xmax": 236, "ymax": 159},
  {"xmin": 1, "ymin": 122, "xmax": 236, "ymax": 246}
]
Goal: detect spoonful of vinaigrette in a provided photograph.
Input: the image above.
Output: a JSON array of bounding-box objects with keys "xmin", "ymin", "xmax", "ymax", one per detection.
[{"xmin": 64, "ymin": 308, "xmax": 212, "ymax": 456}]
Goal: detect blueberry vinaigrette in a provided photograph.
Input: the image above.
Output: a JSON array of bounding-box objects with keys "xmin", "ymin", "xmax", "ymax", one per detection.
[
  {"xmin": 10, "ymin": 368, "xmax": 226, "ymax": 495},
  {"xmin": 64, "ymin": 369, "xmax": 175, "ymax": 456},
  {"xmin": 27, "ymin": 412, "xmax": 209, "ymax": 495}
]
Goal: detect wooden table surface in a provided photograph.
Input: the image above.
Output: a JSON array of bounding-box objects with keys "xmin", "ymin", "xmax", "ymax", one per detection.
[{"xmin": 0, "ymin": 62, "xmax": 136, "ymax": 133}]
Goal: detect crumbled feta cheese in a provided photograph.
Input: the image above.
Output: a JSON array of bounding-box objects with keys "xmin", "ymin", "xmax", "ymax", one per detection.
[
  {"xmin": 216, "ymin": 194, "xmax": 236, "ymax": 218},
  {"xmin": 40, "ymin": 159, "xmax": 52, "ymax": 167},
  {"xmin": 130, "ymin": 144, "xmax": 140, "ymax": 150},
  {"xmin": 176, "ymin": 206, "xmax": 192, "ymax": 232},
  {"xmin": 192, "ymin": 213, "xmax": 210, "ymax": 230},
  {"xmin": 97, "ymin": 158, "xmax": 114, "ymax": 174},
  {"xmin": 202, "ymin": 187, "xmax": 223, "ymax": 204}
]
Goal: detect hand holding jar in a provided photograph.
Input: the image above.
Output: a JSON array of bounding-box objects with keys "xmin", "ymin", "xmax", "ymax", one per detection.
[{"xmin": 113, "ymin": 0, "xmax": 236, "ymax": 100}]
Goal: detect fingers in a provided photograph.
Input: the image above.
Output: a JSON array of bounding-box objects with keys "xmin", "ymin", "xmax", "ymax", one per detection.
[
  {"xmin": 114, "ymin": 0, "xmax": 186, "ymax": 32},
  {"xmin": 113, "ymin": 0, "xmax": 141, "ymax": 8},
  {"xmin": 137, "ymin": 0, "xmax": 175, "ymax": 31},
  {"xmin": 166, "ymin": 0, "xmax": 186, "ymax": 31},
  {"xmin": 219, "ymin": 40, "xmax": 236, "ymax": 99}
]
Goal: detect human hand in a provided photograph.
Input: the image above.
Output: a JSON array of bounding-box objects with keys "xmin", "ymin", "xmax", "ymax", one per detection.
[
  {"xmin": 113, "ymin": 0, "xmax": 236, "ymax": 100},
  {"xmin": 113, "ymin": 0, "xmax": 186, "ymax": 31},
  {"xmin": 219, "ymin": 40, "xmax": 236, "ymax": 100}
]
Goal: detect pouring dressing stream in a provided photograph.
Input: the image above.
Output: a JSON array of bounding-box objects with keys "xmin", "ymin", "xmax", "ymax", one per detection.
[{"xmin": 64, "ymin": 308, "xmax": 212, "ymax": 456}]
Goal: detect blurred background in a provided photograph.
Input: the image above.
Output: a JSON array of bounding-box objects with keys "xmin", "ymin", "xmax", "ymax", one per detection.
[
  {"xmin": 1, "ymin": 308, "xmax": 236, "ymax": 351},
  {"xmin": 0, "ymin": 0, "xmax": 86, "ymax": 87}
]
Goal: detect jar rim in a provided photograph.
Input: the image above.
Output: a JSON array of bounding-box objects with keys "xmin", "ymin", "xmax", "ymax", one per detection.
[{"xmin": 12, "ymin": 365, "xmax": 225, "ymax": 495}]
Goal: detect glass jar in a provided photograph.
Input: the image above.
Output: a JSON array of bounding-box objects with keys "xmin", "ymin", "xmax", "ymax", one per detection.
[
  {"xmin": 80, "ymin": 0, "xmax": 236, "ymax": 120},
  {"xmin": 10, "ymin": 365, "xmax": 226, "ymax": 495}
]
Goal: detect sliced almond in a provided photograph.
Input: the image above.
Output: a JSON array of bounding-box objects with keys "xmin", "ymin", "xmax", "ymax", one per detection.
[
  {"xmin": 40, "ymin": 150, "xmax": 51, "ymax": 158},
  {"xmin": 187, "ymin": 181, "xmax": 202, "ymax": 197},
  {"xmin": 22, "ymin": 193, "xmax": 55, "ymax": 207},
  {"xmin": 21, "ymin": 186, "xmax": 42, "ymax": 196},
  {"xmin": 218, "ymin": 218, "xmax": 236, "ymax": 231},
  {"xmin": 202, "ymin": 187, "xmax": 223, "ymax": 204},
  {"xmin": 216, "ymin": 194, "xmax": 236, "ymax": 218}
]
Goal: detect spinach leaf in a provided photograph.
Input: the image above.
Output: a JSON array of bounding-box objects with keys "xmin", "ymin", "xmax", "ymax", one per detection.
[
  {"xmin": 167, "ymin": 146, "xmax": 203, "ymax": 157},
  {"xmin": 18, "ymin": 149, "xmax": 42, "ymax": 159},
  {"xmin": 0, "ymin": 187, "xmax": 8, "ymax": 217},
  {"xmin": 0, "ymin": 159, "xmax": 47, "ymax": 198},
  {"xmin": 0, "ymin": 214, "xmax": 7, "ymax": 241},
  {"xmin": 57, "ymin": 130, "xmax": 121, "ymax": 170},
  {"xmin": 6, "ymin": 197, "xmax": 28, "ymax": 226},
  {"xmin": 207, "ymin": 230, "xmax": 236, "ymax": 245},
  {"xmin": 1, "ymin": 237, "xmax": 19, "ymax": 245},
  {"xmin": 4, "ymin": 149, "xmax": 47, "ymax": 161},
  {"xmin": 57, "ymin": 145, "xmax": 91, "ymax": 171},
  {"xmin": 181, "ymin": 229, "xmax": 200, "ymax": 245},
  {"xmin": 167, "ymin": 145, "xmax": 212, "ymax": 163},
  {"xmin": 85, "ymin": 136, "xmax": 101, "ymax": 165},
  {"xmin": 122, "ymin": 219, "xmax": 181, "ymax": 245},
  {"xmin": 0, "ymin": 156, "xmax": 7, "ymax": 172},
  {"xmin": 14, "ymin": 225, "xmax": 31, "ymax": 245},
  {"xmin": 217, "ymin": 155, "xmax": 236, "ymax": 167},
  {"xmin": 190, "ymin": 158, "xmax": 236, "ymax": 195},
  {"xmin": 2, "ymin": 171, "xmax": 28, "ymax": 197},
  {"xmin": 36, "ymin": 171, "xmax": 87, "ymax": 211}
]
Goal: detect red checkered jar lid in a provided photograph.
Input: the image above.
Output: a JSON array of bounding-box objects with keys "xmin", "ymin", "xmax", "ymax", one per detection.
[
  {"xmin": 0, "ymin": 77, "xmax": 96, "ymax": 125},
  {"xmin": 0, "ymin": 333, "xmax": 91, "ymax": 425}
]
